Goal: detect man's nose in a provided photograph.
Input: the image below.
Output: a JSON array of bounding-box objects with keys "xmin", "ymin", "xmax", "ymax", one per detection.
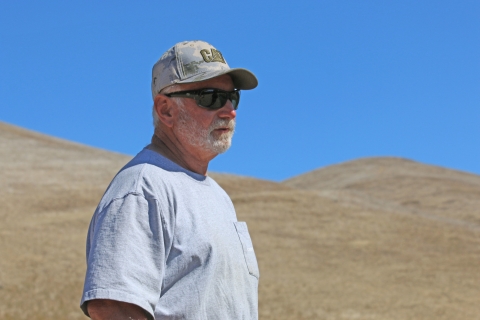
[{"xmin": 217, "ymin": 100, "xmax": 236, "ymax": 119}]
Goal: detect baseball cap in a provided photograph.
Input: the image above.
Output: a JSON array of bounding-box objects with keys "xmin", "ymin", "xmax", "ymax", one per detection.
[{"xmin": 151, "ymin": 40, "xmax": 258, "ymax": 99}]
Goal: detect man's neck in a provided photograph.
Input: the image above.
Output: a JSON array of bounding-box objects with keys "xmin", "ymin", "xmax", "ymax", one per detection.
[{"xmin": 148, "ymin": 132, "xmax": 213, "ymax": 176}]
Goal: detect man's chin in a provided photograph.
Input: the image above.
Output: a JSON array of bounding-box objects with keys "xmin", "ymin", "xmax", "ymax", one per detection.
[{"xmin": 210, "ymin": 138, "xmax": 232, "ymax": 154}]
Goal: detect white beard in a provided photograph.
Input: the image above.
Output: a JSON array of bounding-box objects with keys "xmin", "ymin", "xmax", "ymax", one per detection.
[{"xmin": 176, "ymin": 104, "xmax": 235, "ymax": 154}]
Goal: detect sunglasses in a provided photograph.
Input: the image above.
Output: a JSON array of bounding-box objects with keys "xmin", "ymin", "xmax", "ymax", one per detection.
[{"xmin": 164, "ymin": 88, "xmax": 241, "ymax": 110}]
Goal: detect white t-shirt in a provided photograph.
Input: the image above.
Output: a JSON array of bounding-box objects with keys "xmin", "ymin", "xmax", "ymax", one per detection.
[{"xmin": 81, "ymin": 148, "xmax": 259, "ymax": 319}]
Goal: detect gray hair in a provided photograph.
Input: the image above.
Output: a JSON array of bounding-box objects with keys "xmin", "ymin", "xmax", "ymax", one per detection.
[{"xmin": 152, "ymin": 84, "xmax": 185, "ymax": 128}]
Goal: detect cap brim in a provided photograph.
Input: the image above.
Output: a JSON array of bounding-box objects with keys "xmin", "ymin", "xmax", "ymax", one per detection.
[
  {"xmin": 224, "ymin": 68, "xmax": 258, "ymax": 90},
  {"xmin": 176, "ymin": 68, "xmax": 258, "ymax": 90}
]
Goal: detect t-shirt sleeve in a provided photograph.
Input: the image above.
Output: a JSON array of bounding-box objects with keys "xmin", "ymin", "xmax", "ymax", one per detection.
[{"xmin": 80, "ymin": 193, "xmax": 166, "ymax": 318}]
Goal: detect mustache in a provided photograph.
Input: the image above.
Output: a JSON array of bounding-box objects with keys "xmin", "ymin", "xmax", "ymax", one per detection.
[{"xmin": 210, "ymin": 119, "xmax": 236, "ymax": 131}]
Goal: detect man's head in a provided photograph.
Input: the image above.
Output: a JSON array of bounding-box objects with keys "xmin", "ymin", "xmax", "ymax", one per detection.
[{"xmin": 151, "ymin": 40, "xmax": 257, "ymax": 159}]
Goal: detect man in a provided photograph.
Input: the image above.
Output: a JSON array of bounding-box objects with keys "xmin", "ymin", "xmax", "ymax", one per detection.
[{"xmin": 80, "ymin": 40, "xmax": 260, "ymax": 320}]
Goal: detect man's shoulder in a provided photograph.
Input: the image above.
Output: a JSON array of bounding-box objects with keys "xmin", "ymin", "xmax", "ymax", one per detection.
[
  {"xmin": 103, "ymin": 148, "xmax": 217, "ymax": 202},
  {"xmin": 107, "ymin": 148, "xmax": 172, "ymax": 190},
  {"xmin": 117, "ymin": 148, "xmax": 168, "ymax": 180}
]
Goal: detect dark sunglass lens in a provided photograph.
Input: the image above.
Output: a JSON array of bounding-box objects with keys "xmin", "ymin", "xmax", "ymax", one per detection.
[
  {"xmin": 199, "ymin": 91, "xmax": 224, "ymax": 110},
  {"xmin": 198, "ymin": 91, "xmax": 215, "ymax": 108},
  {"xmin": 197, "ymin": 90, "xmax": 240, "ymax": 110},
  {"xmin": 213, "ymin": 94, "xmax": 228, "ymax": 109},
  {"xmin": 230, "ymin": 91, "xmax": 240, "ymax": 110}
]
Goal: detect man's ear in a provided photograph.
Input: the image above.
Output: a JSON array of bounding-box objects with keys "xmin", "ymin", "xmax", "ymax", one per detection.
[{"xmin": 154, "ymin": 94, "xmax": 175, "ymax": 128}]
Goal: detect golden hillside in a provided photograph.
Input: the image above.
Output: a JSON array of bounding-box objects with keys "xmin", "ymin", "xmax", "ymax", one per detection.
[{"xmin": 1, "ymin": 121, "xmax": 479, "ymax": 320}]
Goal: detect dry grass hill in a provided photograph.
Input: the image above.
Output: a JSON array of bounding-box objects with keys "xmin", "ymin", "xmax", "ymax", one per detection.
[{"xmin": 1, "ymin": 121, "xmax": 479, "ymax": 320}]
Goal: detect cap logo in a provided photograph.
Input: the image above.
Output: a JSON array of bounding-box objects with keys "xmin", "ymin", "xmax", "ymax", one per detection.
[{"xmin": 200, "ymin": 48, "xmax": 226, "ymax": 64}]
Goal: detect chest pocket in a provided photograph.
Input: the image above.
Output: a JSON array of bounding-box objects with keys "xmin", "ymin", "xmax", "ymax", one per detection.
[{"xmin": 233, "ymin": 222, "xmax": 260, "ymax": 279}]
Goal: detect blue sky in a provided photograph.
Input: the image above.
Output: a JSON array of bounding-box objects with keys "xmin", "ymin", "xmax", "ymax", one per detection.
[{"xmin": 1, "ymin": 1, "xmax": 479, "ymax": 181}]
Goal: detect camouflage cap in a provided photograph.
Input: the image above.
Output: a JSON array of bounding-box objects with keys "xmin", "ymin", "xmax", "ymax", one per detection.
[{"xmin": 151, "ymin": 40, "xmax": 258, "ymax": 99}]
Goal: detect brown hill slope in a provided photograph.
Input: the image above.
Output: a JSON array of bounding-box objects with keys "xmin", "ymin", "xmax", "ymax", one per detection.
[
  {"xmin": 284, "ymin": 157, "xmax": 480, "ymax": 229},
  {"xmin": 0, "ymin": 122, "xmax": 132, "ymax": 318},
  {"xmin": 1, "ymin": 122, "xmax": 480, "ymax": 319},
  {"xmin": 279, "ymin": 158, "xmax": 480, "ymax": 318}
]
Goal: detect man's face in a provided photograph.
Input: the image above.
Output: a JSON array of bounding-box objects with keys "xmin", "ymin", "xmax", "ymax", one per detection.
[{"xmin": 172, "ymin": 74, "xmax": 236, "ymax": 157}]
